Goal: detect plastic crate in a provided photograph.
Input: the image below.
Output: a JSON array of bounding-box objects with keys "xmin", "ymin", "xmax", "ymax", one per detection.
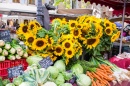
[{"xmin": 0, "ymin": 59, "xmax": 28, "ymax": 79}]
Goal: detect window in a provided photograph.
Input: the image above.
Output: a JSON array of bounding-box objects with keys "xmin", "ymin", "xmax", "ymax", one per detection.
[
  {"xmin": 29, "ymin": 0, "xmax": 35, "ymax": 5},
  {"xmin": 13, "ymin": 0, "xmax": 20, "ymax": 3}
]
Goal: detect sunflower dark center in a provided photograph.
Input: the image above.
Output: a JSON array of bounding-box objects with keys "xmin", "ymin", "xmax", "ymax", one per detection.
[
  {"xmin": 77, "ymin": 25, "xmax": 81, "ymax": 28},
  {"xmin": 86, "ymin": 20, "xmax": 90, "ymax": 23},
  {"xmin": 65, "ymin": 42, "xmax": 70, "ymax": 48},
  {"xmin": 56, "ymin": 47, "xmax": 62, "ymax": 53},
  {"xmin": 31, "ymin": 24, "xmax": 34, "ymax": 29},
  {"xmin": 81, "ymin": 32, "xmax": 86, "ymax": 37},
  {"xmin": 106, "ymin": 29, "xmax": 111, "ymax": 33},
  {"xmin": 48, "ymin": 38, "xmax": 51, "ymax": 44},
  {"xmin": 106, "ymin": 23, "xmax": 109, "ymax": 27},
  {"xmin": 93, "ymin": 21, "xmax": 96, "ymax": 23},
  {"xmin": 71, "ymin": 23, "xmax": 75, "ymax": 27},
  {"xmin": 74, "ymin": 30, "xmax": 79, "ymax": 36},
  {"xmin": 87, "ymin": 39, "xmax": 96, "ymax": 45},
  {"xmin": 36, "ymin": 40, "xmax": 44, "ymax": 47},
  {"xmin": 22, "ymin": 26, "xmax": 28, "ymax": 33},
  {"xmin": 35, "ymin": 23, "xmax": 40, "ymax": 27},
  {"xmin": 27, "ymin": 37, "xmax": 34, "ymax": 43},
  {"xmin": 68, "ymin": 50, "xmax": 72, "ymax": 55}
]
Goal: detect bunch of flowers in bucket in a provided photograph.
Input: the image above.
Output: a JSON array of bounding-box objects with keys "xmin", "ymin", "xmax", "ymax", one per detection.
[
  {"xmin": 74, "ymin": 15, "xmax": 120, "ymax": 57},
  {"xmin": 16, "ymin": 15, "xmax": 120, "ymax": 64}
]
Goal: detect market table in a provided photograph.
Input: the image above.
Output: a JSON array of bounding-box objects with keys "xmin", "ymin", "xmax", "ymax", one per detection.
[{"xmin": 109, "ymin": 56, "xmax": 130, "ymax": 69}]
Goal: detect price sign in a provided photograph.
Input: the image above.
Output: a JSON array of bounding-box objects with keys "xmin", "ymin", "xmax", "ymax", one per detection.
[
  {"xmin": 8, "ymin": 65, "xmax": 24, "ymax": 78},
  {"xmin": 0, "ymin": 30, "xmax": 11, "ymax": 42},
  {"xmin": 39, "ymin": 56, "xmax": 53, "ymax": 69}
]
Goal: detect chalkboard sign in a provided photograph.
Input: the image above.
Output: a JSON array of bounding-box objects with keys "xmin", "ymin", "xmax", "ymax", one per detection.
[
  {"xmin": 39, "ymin": 56, "xmax": 53, "ymax": 69},
  {"xmin": 8, "ymin": 65, "xmax": 24, "ymax": 78},
  {"xmin": 0, "ymin": 30, "xmax": 11, "ymax": 42}
]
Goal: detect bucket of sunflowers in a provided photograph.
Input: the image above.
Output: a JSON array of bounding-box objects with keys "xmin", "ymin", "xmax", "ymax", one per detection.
[{"xmin": 15, "ymin": 15, "xmax": 130, "ymax": 86}]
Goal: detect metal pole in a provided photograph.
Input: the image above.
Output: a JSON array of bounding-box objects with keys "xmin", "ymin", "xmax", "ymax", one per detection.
[
  {"xmin": 119, "ymin": 0, "xmax": 126, "ymax": 54},
  {"xmin": 36, "ymin": 0, "xmax": 44, "ymax": 27}
]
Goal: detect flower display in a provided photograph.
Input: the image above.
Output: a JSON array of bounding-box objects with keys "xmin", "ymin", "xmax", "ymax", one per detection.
[{"xmin": 17, "ymin": 15, "xmax": 120, "ymax": 64}]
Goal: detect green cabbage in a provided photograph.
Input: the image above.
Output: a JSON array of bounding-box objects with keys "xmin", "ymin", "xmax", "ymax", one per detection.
[
  {"xmin": 76, "ymin": 74, "xmax": 91, "ymax": 86},
  {"xmin": 62, "ymin": 72, "xmax": 73, "ymax": 80},
  {"xmin": 61, "ymin": 83, "xmax": 73, "ymax": 86},
  {"xmin": 47, "ymin": 66, "xmax": 59, "ymax": 79},
  {"xmin": 54, "ymin": 60, "xmax": 66, "ymax": 72},
  {"xmin": 55, "ymin": 73, "xmax": 65, "ymax": 85},
  {"xmin": 2, "ymin": 79, "xmax": 10, "ymax": 85},
  {"xmin": 13, "ymin": 77, "xmax": 23, "ymax": 86},
  {"xmin": 26, "ymin": 55, "xmax": 43, "ymax": 66},
  {"xmin": 5, "ymin": 83, "xmax": 15, "ymax": 86},
  {"xmin": 71, "ymin": 64, "xmax": 83, "ymax": 75}
]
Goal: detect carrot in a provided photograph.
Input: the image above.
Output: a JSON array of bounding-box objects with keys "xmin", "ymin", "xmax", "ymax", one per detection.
[
  {"xmin": 95, "ymin": 80, "xmax": 100, "ymax": 85},
  {"xmin": 86, "ymin": 71, "xmax": 93, "ymax": 79},
  {"xmin": 100, "ymin": 79, "xmax": 107, "ymax": 85},
  {"xmin": 92, "ymin": 80, "xmax": 97, "ymax": 86},
  {"xmin": 96, "ymin": 71, "xmax": 114, "ymax": 81},
  {"xmin": 95, "ymin": 72, "xmax": 103, "ymax": 79},
  {"xmin": 91, "ymin": 72, "xmax": 102, "ymax": 81}
]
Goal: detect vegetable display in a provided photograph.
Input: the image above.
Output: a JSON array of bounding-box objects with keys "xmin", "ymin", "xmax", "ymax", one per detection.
[{"xmin": 1, "ymin": 15, "xmax": 130, "ymax": 86}]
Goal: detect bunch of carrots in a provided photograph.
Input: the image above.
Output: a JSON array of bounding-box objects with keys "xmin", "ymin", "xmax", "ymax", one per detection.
[{"xmin": 86, "ymin": 64, "xmax": 115, "ymax": 86}]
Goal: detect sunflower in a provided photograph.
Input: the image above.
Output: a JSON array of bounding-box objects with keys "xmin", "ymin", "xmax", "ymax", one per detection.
[
  {"xmin": 65, "ymin": 49, "xmax": 75, "ymax": 59},
  {"xmin": 95, "ymin": 24, "xmax": 103, "ymax": 33},
  {"xmin": 17, "ymin": 24, "xmax": 29, "ymax": 35},
  {"xmin": 62, "ymin": 39, "xmax": 73, "ymax": 50},
  {"xmin": 47, "ymin": 37, "xmax": 54, "ymax": 46},
  {"xmin": 97, "ymin": 32, "xmax": 103, "ymax": 38},
  {"xmin": 77, "ymin": 15, "xmax": 86, "ymax": 23},
  {"xmin": 24, "ymin": 33, "xmax": 36, "ymax": 46},
  {"xmin": 112, "ymin": 23, "xmax": 117, "ymax": 30},
  {"xmin": 84, "ymin": 37, "xmax": 100, "ymax": 49},
  {"xmin": 111, "ymin": 34, "xmax": 117, "ymax": 42},
  {"xmin": 50, "ymin": 55, "xmax": 57, "ymax": 61},
  {"xmin": 61, "ymin": 18, "xmax": 67, "ymax": 25},
  {"xmin": 76, "ymin": 24, "xmax": 83, "ymax": 29},
  {"xmin": 116, "ymin": 31, "xmax": 121, "ymax": 39},
  {"xmin": 32, "ymin": 38, "xmax": 47, "ymax": 50},
  {"xmin": 28, "ymin": 21, "xmax": 36, "ymax": 30},
  {"xmin": 69, "ymin": 20, "xmax": 77, "ymax": 29},
  {"xmin": 104, "ymin": 19, "xmax": 112, "ymax": 27},
  {"xmin": 70, "ymin": 29, "xmax": 82, "ymax": 38},
  {"xmin": 105, "ymin": 27, "xmax": 113, "ymax": 36},
  {"xmin": 54, "ymin": 45, "xmax": 64, "ymax": 56},
  {"xmin": 52, "ymin": 18, "xmax": 62, "ymax": 26},
  {"xmin": 82, "ymin": 23, "xmax": 90, "ymax": 31},
  {"xmin": 33, "ymin": 20, "xmax": 41, "ymax": 28},
  {"xmin": 84, "ymin": 17, "xmax": 93, "ymax": 23}
]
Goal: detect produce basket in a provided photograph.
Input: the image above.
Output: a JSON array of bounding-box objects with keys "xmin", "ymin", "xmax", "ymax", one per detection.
[{"xmin": 0, "ymin": 59, "xmax": 28, "ymax": 79}]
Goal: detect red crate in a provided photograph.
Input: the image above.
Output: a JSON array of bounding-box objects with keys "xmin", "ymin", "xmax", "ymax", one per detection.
[
  {"xmin": 0, "ymin": 59, "xmax": 28, "ymax": 79},
  {"xmin": 0, "ymin": 60, "xmax": 11, "ymax": 69}
]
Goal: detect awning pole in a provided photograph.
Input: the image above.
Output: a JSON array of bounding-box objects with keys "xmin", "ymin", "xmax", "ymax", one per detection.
[{"xmin": 119, "ymin": 0, "xmax": 126, "ymax": 54}]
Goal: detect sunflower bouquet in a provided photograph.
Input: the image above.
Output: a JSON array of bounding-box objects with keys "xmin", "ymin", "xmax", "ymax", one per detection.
[
  {"xmin": 16, "ymin": 15, "xmax": 120, "ymax": 64},
  {"xmin": 75, "ymin": 15, "xmax": 120, "ymax": 57}
]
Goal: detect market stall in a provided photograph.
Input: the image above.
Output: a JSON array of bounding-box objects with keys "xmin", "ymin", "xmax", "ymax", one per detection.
[{"xmin": 0, "ymin": 14, "xmax": 130, "ymax": 86}]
